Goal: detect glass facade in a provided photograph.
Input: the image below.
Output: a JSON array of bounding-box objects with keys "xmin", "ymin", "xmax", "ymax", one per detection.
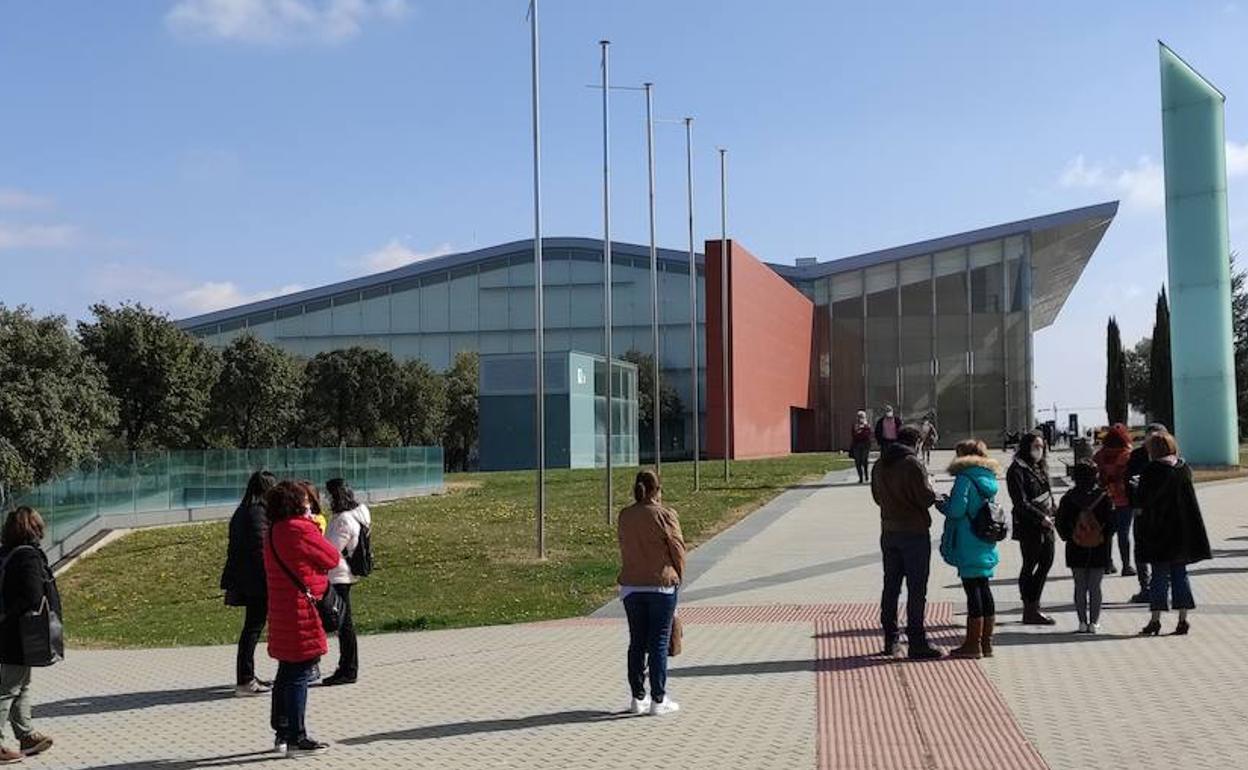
[
  {"xmin": 823, "ymin": 233, "xmax": 1032, "ymax": 449},
  {"xmin": 188, "ymin": 246, "xmax": 707, "ymax": 458}
]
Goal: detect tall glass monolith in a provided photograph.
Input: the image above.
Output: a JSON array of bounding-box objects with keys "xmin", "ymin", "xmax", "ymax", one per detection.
[{"xmin": 1159, "ymin": 43, "xmax": 1240, "ymax": 466}]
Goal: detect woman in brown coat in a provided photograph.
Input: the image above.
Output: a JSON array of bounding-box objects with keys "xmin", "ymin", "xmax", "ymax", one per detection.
[{"xmin": 617, "ymin": 470, "xmax": 685, "ymax": 717}]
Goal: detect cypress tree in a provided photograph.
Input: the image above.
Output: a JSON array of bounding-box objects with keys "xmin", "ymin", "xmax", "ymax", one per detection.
[
  {"xmin": 1150, "ymin": 288, "xmax": 1174, "ymax": 431},
  {"xmin": 1106, "ymin": 317, "xmax": 1128, "ymax": 425}
]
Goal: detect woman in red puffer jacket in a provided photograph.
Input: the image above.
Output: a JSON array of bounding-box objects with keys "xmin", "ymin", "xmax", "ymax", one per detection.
[
  {"xmin": 263, "ymin": 480, "xmax": 343, "ymax": 757},
  {"xmin": 1093, "ymin": 423, "xmax": 1135, "ymax": 577}
]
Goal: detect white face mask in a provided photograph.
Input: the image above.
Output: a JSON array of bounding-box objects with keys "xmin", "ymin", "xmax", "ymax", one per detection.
[{"xmin": 1029, "ymin": 446, "xmax": 1044, "ymax": 463}]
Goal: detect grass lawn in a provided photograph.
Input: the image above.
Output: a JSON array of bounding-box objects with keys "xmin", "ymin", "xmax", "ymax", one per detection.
[{"xmin": 59, "ymin": 453, "xmax": 850, "ymax": 648}]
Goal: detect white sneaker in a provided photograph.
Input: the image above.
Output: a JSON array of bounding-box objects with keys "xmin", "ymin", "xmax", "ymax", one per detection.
[
  {"xmin": 628, "ymin": 696, "xmax": 652, "ymax": 715},
  {"xmin": 649, "ymin": 698, "xmax": 681, "ymax": 716},
  {"xmin": 1088, "ymin": 622, "xmax": 1100, "ymax": 635},
  {"xmin": 235, "ymin": 680, "xmax": 271, "ymax": 697},
  {"xmin": 273, "ymin": 739, "xmax": 287, "ymax": 757},
  {"xmin": 1075, "ymin": 623, "xmax": 1089, "ymax": 634}
]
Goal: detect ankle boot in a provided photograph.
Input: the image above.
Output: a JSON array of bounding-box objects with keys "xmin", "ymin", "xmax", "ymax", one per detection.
[
  {"xmin": 981, "ymin": 616, "xmax": 995, "ymax": 657},
  {"xmin": 950, "ymin": 618, "xmax": 983, "ymax": 659},
  {"xmin": 1022, "ymin": 602, "xmax": 1056, "ymax": 626}
]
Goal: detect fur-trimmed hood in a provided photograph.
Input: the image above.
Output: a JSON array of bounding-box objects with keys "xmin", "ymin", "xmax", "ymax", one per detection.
[{"xmin": 947, "ymin": 454, "xmax": 1001, "ymax": 477}]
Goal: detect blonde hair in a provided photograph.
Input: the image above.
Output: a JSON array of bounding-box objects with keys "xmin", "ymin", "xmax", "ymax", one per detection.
[
  {"xmin": 1145, "ymin": 431, "xmax": 1178, "ymax": 460},
  {"xmin": 955, "ymin": 439, "xmax": 988, "ymax": 458}
]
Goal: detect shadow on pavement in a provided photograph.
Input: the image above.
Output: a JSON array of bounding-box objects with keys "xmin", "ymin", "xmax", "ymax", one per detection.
[
  {"xmin": 988, "ymin": 630, "xmax": 1140, "ymax": 647},
  {"xmin": 340, "ymin": 710, "xmax": 627, "ymax": 744},
  {"xmin": 34, "ymin": 685, "xmax": 234, "ymax": 718},
  {"xmin": 80, "ymin": 750, "xmax": 279, "ymax": 769},
  {"xmin": 671, "ymin": 654, "xmax": 901, "ymax": 677},
  {"xmin": 812, "ymin": 624, "xmax": 959, "ymax": 640}
]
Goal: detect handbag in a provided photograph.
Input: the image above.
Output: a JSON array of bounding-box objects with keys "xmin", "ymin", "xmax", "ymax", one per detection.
[
  {"xmin": 20, "ymin": 595, "xmax": 64, "ymax": 668},
  {"xmin": 269, "ymin": 539, "xmax": 343, "ymax": 633},
  {"xmin": 668, "ymin": 614, "xmax": 683, "ymax": 657}
]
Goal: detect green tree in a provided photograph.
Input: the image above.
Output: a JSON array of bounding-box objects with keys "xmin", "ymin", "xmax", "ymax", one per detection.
[
  {"xmin": 209, "ymin": 334, "xmax": 302, "ymax": 448},
  {"xmin": 77, "ymin": 303, "xmax": 219, "ymax": 450},
  {"xmin": 1232, "ymin": 253, "xmax": 1248, "ymax": 438},
  {"xmin": 1149, "ymin": 288, "xmax": 1174, "ymax": 431},
  {"xmin": 0, "ymin": 306, "xmax": 117, "ymax": 499},
  {"xmin": 1106, "ymin": 317, "xmax": 1128, "ymax": 425},
  {"xmin": 621, "ymin": 349, "xmax": 684, "ymax": 452},
  {"xmin": 390, "ymin": 359, "xmax": 448, "ymax": 446},
  {"xmin": 301, "ymin": 347, "xmax": 400, "ymax": 446},
  {"xmin": 1125, "ymin": 337, "xmax": 1152, "ymax": 418},
  {"xmin": 442, "ymin": 351, "xmax": 479, "ymax": 471}
]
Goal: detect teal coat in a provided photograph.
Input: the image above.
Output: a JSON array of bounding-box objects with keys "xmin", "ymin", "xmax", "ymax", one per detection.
[{"xmin": 938, "ymin": 456, "xmax": 1002, "ymax": 579}]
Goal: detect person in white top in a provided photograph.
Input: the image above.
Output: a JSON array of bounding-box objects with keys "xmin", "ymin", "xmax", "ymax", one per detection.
[{"xmin": 321, "ymin": 478, "xmax": 371, "ymax": 686}]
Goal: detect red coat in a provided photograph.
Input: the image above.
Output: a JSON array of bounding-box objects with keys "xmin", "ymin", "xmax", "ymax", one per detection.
[
  {"xmin": 1093, "ymin": 446, "xmax": 1132, "ymax": 509},
  {"xmin": 263, "ymin": 517, "xmax": 342, "ymax": 663}
]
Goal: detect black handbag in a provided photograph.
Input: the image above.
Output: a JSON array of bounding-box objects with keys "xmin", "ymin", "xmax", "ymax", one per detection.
[
  {"xmin": 268, "ymin": 539, "xmax": 343, "ymax": 633},
  {"xmin": 0, "ymin": 546, "xmax": 64, "ymax": 667}
]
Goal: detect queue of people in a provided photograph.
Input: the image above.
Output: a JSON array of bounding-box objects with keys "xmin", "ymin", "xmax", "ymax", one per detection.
[{"xmin": 870, "ymin": 421, "xmax": 1213, "ymax": 659}]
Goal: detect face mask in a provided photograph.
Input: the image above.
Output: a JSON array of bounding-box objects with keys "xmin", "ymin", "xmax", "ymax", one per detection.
[
  {"xmin": 1030, "ymin": 446, "xmax": 1044, "ymax": 463},
  {"xmin": 884, "ymin": 410, "xmax": 894, "ymax": 418}
]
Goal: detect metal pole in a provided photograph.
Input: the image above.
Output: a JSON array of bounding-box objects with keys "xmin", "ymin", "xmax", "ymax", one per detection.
[
  {"xmin": 685, "ymin": 117, "xmax": 700, "ymax": 491},
  {"xmin": 529, "ymin": 0, "xmax": 545, "ymax": 559},
  {"xmin": 645, "ymin": 82, "xmax": 661, "ymax": 476},
  {"xmin": 719, "ymin": 147, "xmax": 729, "ymax": 481},
  {"xmin": 600, "ymin": 40, "xmax": 613, "ymax": 523}
]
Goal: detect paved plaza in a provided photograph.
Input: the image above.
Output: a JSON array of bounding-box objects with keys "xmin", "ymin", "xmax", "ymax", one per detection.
[{"xmin": 34, "ymin": 457, "xmax": 1248, "ymax": 769}]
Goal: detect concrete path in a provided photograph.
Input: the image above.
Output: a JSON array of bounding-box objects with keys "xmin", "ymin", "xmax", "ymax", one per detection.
[{"xmin": 32, "ymin": 460, "xmax": 1248, "ymax": 769}]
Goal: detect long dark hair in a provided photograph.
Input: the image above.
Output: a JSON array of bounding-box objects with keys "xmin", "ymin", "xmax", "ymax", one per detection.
[
  {"xmin": 326, "ymin": 478, "xmax": 359, "ymax": 514},
  {"xmin": 240, "ymin": 470, "xmax": 278, "ymax": 508},
  {"xmin": 264, "ymin": 481, "xmax": 308, "ymax": 523},
  {"xmin": 633, "ymin": 470, "xmax": 660, "ymax": 503},
  {"xmin": 1016, "ymin": 431, "xmax": 1048, "ymax": 473}
]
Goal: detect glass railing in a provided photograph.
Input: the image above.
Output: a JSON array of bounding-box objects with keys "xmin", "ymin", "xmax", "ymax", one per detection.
[{"xmin": 6, "ymin": 446, "xmax": 444, "ymax": 550}]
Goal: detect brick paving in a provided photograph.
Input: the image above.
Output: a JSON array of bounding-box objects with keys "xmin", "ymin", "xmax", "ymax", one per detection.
[{"xmin": 28, "ymin": 462, "xmax": 1248, "ymax": 769}]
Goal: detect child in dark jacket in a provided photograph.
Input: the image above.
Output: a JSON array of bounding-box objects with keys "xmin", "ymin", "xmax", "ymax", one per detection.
[{"xmin": 1056, "ymin": 461, "xmax": 1115, "ymax": 633}]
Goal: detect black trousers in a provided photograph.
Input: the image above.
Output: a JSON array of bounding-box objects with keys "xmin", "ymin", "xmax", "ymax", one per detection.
[
  {"xmin": 1017, "ymin": 535, "xmax": 1055, "ymax": 604},
  {"xmin": 237, "ymin": 598, "xmax": 267, "ymax": 685},
  {"xmin": 333, "ymin": 583, "xmax": 358, "ymax": 678},
  {"xmin": 961, "ymin": 577, "xmax": 995, "ymax": 618}
]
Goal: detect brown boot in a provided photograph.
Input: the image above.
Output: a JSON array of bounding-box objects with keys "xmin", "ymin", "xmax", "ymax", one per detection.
[
  {"xmin": 949, "ymin": 617, "xmax": 983, "ymax": 659},
  {"xmin": 981, "ymin": 616, "xmax": 995, "ymax": 657}
]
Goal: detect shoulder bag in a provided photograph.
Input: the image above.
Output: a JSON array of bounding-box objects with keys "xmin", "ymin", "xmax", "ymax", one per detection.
[
  {"xmin": 0, "ymin": 546, "xmax": 64, "ymax": 667},
  {"xmin": 269, "ymin": 538, "xmax": 343, "ymax": 633}
]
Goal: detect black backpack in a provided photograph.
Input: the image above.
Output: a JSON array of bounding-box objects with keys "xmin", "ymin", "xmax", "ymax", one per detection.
[
  {"xmin": 971, "ymin": 498, "xmax": 1009, "ymax": 543},
  {"xmin": 346, "ymin": 521, "xmax": 374, "ymax": 578}
]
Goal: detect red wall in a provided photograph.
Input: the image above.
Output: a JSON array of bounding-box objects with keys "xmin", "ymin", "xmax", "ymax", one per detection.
[{"xmin": 706, "ymin": 240, "xmax": 817, "ymax": 459}]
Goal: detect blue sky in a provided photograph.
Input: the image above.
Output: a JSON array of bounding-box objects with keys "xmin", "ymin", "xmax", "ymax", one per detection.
[{"xmin": 2, "ymin": 1, "xmax": 1247, "ymax": 427}]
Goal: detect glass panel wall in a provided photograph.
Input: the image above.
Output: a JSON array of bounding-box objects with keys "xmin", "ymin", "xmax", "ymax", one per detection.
[
  {"xmin": 864, "ymin": 264, "xmax": 898, "ymax": 415},
  {"xmin": 970, "ymin": 241, "xmax": 1005, "ymax": 442},
  {"xmin": 899, "ymin": 255, "xmax": 934, "ymax": 422},
  {"xmin": 830, "ymin": 271, "xmax": 864, "ymax": 448},
  {"xmin": 934, "ymin": 248, "xmax": 970, "ymax": 440},
  {"xmin": 1004, "ymin": 235, "xmax": 1031, "ymax": 434}
]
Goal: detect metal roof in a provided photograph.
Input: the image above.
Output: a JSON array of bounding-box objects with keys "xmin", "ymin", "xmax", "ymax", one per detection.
[{"xmin": 178, "ymin": 201, "xmax": 1117, "ymax": 333}]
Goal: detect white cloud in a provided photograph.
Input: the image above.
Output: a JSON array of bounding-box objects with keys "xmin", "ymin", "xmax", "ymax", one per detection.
[
  {"xmin": 0, "ymin": 188, "xmax": 53, "ymax": 211},
  {"xmin": 0, "ymin": 222, "xmax": 77, "ymax": 250},
  {"xmin": 166, "ymin": 0, "xmax": 409, "ymax": 45},
  {"xmin": 351, "ymin": 239, "xmax": 453, "ymax": 274},
  {"xmin": 1227, "ymin": 140, "xmax": 1248, "ymax": 177},
  {"xmin": 88, "ymin": 262, "xmax": 304, "ymax": 316},
  {"xmin": 1062, "ymin": 141, "xmax": 1248, "ymax": 213}
]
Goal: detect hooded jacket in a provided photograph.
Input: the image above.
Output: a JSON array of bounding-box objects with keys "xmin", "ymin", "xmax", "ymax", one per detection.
[
  {"xmin": 1092, "ymin": 445, "xmax": 1132, "ymax": 508},
  {"xmin": 871, "ymin": 443, "xmax": 937, "ymax": 534},
  {"xmin": 937, "ymin": 455, "xmax": 1002, "ymax": 579},
  {"xmin": 1136, "ymin": 460, "xmax": 1212, "ymax": 566}
]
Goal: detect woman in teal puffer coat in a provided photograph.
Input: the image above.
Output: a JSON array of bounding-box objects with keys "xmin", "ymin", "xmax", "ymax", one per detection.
[{"xmin": 937, "ymin": 439, "xmax": 1002, "ymax": 659}]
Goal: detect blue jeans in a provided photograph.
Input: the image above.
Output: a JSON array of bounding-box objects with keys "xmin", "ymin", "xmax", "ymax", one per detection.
[
  {"xmin": 271, "ymin": 659, "xmax": 317, "ymax": 743},
  {"xmin": 623, "ymin": 591, "xmax": 677, "ymax": 702},
  {"xmin": 880, "ymin": 532, "xmax": 931, "ymax": 645},
  {"xmin": 1149, "ymin": 562, "xmax": 1195, "ymax": 612}
]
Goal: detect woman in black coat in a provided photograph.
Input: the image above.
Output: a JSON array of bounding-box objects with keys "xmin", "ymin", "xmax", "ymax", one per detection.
[
  {"xmin": 1136, "ymin": 432, "xmax": 1211, "ymax": 636},
  {"xmin": 0, "ymin": 507, "xmax": 58, "ymax": 761},
  {"xmin": 1006, "ymin": 432, "xmax": 1058, "ymax": 625},
  {"xmin": 220, "ymin": 470, "xmax": 277, "ymax": 695}
]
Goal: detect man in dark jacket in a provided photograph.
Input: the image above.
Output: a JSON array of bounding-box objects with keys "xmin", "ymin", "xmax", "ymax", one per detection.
[
  {"xmin": 874, "ymin": 405, "xmax": 903, "ymax": 452},
  {"xmin": 1124, "ymin": 423, "xmax": 1167, "ymax": 603},
  {"xmin": 872, "ymin": 426, "xmax": 944, "ymax": 659}
]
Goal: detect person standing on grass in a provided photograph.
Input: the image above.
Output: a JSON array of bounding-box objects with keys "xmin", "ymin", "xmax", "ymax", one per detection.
[
  {"xmin": 1136, "ymin": 431, "xmax": 1211, "ymax": 637},
  {"xmin": 321, "ymin": 478, "xmax": 371, "ymax": 687},
  {"xmin": 264, "ymin": 481, "xmax": 342, "ymax": 757},
  {"xmin": 1008, "ymin": 431, "xmax": 1058, "ymax": 626},
  {"xmin": 221, "ymin": 470, "xmax": 278, "ymax": 697},
  {"xmin": 850, "ymin": 410, "xmax": 873, "ymax": 484},
  {"xmin": 617, "ymin": 470, "xmax": 686, "ymax": 717},
  {"xmin": 1056, "ymin": 461, "xmax": 1115, "ymax": 634},
  {"xmin": 936, "ymin": 439, "xmax": 1001, "ymax": 659},
  {"xmin": 1093, "ymin": 423, "xmax": 1134, "ymax": 576},
  {"xmin": 872, "ymin": 425, "xmax": 945, "ymax": 660},
  {"xmin": 1125, "ymin": 423, "xmax": 1168, "ymax": 604},
  {"xmin": 0, "ymin": 507, "xmax": 58, "ymax": 764}
]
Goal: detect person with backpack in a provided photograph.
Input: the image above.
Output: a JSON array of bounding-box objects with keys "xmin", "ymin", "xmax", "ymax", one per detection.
[
  {"xmin": 264, "ymin": 481, "xmax": 342, "ymax": 757},
  {"xmin": 1093, "ymin": 423, "xmax": 1134, "ymax": 576},
  {"xmin": 1056, "ymin": 461, "xmax": 1115, "ymax": 633},
  {"xmin": 1136, "ymin": 431, "xmax": 1211, "ymax": 637},
  {"xmin": 221, "ymin": 470, "xmax": 277, "ymax": 697},
  {"xmin": 0, "ymin": 507, "xmax": 59, "ymax": 763},
  {"xmin": 321, "ymin": 478, "xmax": 371, "ymax": 687},
  {"xmin": 935, "ymin": 439, "xmax": 1002, "ymax": 659},
  {"xmin": 1007, "ymin": 431, "xmax": 1058, "ymax": 625}
]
